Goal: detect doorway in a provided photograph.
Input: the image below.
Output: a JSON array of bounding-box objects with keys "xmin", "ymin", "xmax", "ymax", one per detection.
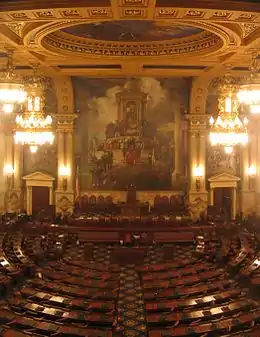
[
  {"xmin": 213, "ymin": 187, "xmax": 232, "ymax": 219},
  {"xmin": 32, "ymin": 186, "xmax": 50, "ymax": 214}
]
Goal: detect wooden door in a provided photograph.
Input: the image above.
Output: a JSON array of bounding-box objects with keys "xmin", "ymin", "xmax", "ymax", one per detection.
[
  {"xmin": 214, "ymin": 187, "xmax": 231, "ymax": 219},
  {"xmin": 32, "ymin": 186, "xmax": 49, "ymax": 214}
]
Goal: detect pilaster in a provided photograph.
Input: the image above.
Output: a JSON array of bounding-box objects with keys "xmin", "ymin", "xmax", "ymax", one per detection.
[
  {"xmin": 240, "ymin": 143, "xmax": 255, "ymax": 218},
  {"xmin": 3, "ymin": 116, "xmax": 22, "ymax": 213},
  {"xmin": 249, "ymin": 117, "xmax": 260, "ymax": 216},
  {"xmin": 55, "ymin": 114, "xmax": 77, "ymax": 215},
  {"xmin": 187, "ymin": 115, "xmax": 208, "ymax": 217},
  {"xmin": 187, "ymin": 77, "xmax": 210, "ymax": 220}
]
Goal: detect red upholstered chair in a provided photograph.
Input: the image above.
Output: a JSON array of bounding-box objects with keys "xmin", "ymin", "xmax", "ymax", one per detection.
[
  {"xmin": 98, "ymin": 195, "xmax": 105, "ymax": 204},
  {"xmin": 105, "ymin": 196, "xmax": 113, "ymax": 204},
  {"xmin": 89, "ymin": 195, "xmax": 97, "ymax": 205}
]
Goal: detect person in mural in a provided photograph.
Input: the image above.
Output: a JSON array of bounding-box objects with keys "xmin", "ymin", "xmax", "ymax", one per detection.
[
  {"xmin": 126, "ymin": 103, "xmax": 138, "ymax": 134},
  {"xmin": 105, "ymin": 122, "xmax": 116, "ymax": 139}
]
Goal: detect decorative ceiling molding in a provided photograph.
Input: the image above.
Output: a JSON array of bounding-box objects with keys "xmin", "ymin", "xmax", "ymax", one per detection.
[{"xmin": 0, "ymin": 2, "xmax": 259, "ymax": 76}]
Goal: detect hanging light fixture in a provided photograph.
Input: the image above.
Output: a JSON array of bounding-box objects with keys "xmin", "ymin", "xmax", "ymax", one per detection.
[
  {"xmin": 209, "ymin": 71, "xmax": 249, "ymax": 154},
  {"xmin": 14, "ymin": 67, "xmax": 54, "ymax": 153},
  {"xmin": 237, "ymin": 53, "xmax": 260, "ymax": 114},
  {"xmin": 0, "ymin": 50, "xmax": 27, "ymax": 114}
]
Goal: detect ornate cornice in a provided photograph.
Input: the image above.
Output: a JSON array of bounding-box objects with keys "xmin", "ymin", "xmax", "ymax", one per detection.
[
  {"xmin": 1, "ymin": 1, "xmax": 260, "ymax": 14},
  {"xmin": 187, "ymin": 114, "xmax": 208, "ymax": 130},
  {"xmin": 55, "ymin": 113, "xmax": 78, "ymax": 130},
  {"xmin": 42, "ymin": 30, "xmax": 222, "ymax": 58}
]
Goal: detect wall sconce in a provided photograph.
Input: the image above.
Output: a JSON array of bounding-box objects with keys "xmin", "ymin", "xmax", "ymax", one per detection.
[
  {"xmin": 59, "ymin": 165, "xmax": 70, "ymax": 191},
  {"xmin": 193, "ymin": 165, "xmax": 204, "ymax": 192},
  {"xmin": 3, "ymin": 164, "xmax": 15, "ymax": 189},
  {"xmin": 247, "ymin": 165, "xmax": 256, "ymax": 190}
]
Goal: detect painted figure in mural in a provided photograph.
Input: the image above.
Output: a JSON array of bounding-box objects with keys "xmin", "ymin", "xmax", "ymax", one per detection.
[
  {"xmin": 105, "ymin": 122, "xmax": 116, "ymax": 138},
  {"xmin": 125, "ymin": 102, "xmax": 138, "ymax": 134}
]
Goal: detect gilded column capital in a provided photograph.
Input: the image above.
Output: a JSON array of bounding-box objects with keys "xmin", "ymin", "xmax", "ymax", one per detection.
[
  {"xmin": 186, "ymin": 114, "xmax": 208, "ymax": 131},
  {"xmin": 55, "ymin": 114, "xmax": 78, "ymax": 131}
]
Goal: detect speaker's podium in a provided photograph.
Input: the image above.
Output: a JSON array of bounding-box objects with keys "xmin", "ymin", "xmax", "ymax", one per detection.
[{"xmin": 119, "ymin": 184, "xmax": 144, "ymax": 217}]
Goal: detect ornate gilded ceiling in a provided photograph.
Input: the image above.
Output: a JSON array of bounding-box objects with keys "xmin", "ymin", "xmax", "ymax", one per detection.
[
  {"xmin": 0, "ymin": 0, "xmax": 259, "ymax": 77},
  {"xmin": 61, "ymin": 21, "xmax": 203, "ymax": 41}
]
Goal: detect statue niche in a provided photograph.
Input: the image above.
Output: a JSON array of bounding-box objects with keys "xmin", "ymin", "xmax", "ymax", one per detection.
[{"xmin": 89, "ymin": 79, "xmax": 172, "ymax": 190}]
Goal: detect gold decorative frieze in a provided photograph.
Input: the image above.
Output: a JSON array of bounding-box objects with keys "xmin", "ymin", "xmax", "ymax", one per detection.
[
  {"xmin": 89, "ymin": 8, "xmax": 110, "ymax": 17},
  {"xmin": 185, "ymin": 10, "xmax": 204, "ymax": 18},
  {"xmin": 121, "ymin": 0, "xmax": 147, "ymax": 5},
  {"xmin": 122, "ymin": 9, "xmax": 144, "ymax": 17},
  {"xmin": 156, "ymin": 8, "xmax": 177, "ymax": 17},
  {"xmin": 10, "ymin": 12, "xmax": 28, "ymax": 20},
  {"xmin": 238, "ymin": 13, "xmax": 255, "ymax": 21},
  {"xmin": 62, "ymin": 9, "xmax": 81, "ymax": 18},
  {"xmin": 35, "ymin": 11, "xmax": 54, "ymax": 18},
  {"xmin": 212, "ymin": 11, "xmax": 231, "ymax": 19}
]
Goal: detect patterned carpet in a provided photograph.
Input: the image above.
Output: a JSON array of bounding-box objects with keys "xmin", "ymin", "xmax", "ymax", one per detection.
[{"xmin": 117, "ymin": 265, "xmax": 146, "ymax": 337}]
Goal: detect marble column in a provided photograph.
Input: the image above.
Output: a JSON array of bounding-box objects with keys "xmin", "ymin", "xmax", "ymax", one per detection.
[
  {"xmin": 27, "ymin": 185, "xmax": 32, "ymax": 215},
  {"xmin": 66, "ymin": 131, "xmax": 74, "ymax": 192},
  {"xmin": 49, "ymin": 187, "xmax": 53, "ymax": 205},
  {"xmin": 13, "ymin": 144, "xmax": 22, "ymax": 189},
  {"xmin": 198, "ymin": 130, "xmax": 206, "ymax": 192},
  {"xmin": 255, "ymin": 124, "xmax": 260, "ymax": 215},
  {"xmin": 57, "ymin": 130, "xmax": 65, "ymax": 191},
  {"xmin": 209, "ymin": 188, "xmax": 214, "ymax": 206},
  {"xmin": 189, "ymin": 130, "xmax": 198, "ymax": 192},
  {"xmin": 231, "ymin": 188, "xmax": 237, "ymax": 220}
]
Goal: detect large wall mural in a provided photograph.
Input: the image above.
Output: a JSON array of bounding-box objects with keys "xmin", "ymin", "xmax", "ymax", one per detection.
[{"xmin": 73, "ymin": 77, "xmax": 189, "ymax": 191}]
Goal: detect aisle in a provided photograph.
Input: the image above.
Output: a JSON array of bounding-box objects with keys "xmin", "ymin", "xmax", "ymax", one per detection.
[{"xmin": 117, "ymin": 265, "xmax": 146, "ymax": 337}]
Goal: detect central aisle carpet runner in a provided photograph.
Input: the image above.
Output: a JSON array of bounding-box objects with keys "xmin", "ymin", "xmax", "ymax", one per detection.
[{"xmin": 117, "ymin": 265, "xmax": 146, "ymax": 337}]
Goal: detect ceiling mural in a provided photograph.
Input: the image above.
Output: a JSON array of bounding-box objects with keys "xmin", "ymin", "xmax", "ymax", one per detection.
[{"xmin": 62, "ymin": 21, "xmax": 203, "ymax": 42}]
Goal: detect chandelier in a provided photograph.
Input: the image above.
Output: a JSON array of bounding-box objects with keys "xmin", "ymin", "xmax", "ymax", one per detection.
[
  {"xmin": 237, "ymin": 53, "xmax": 260, "ymax": 114},
  {"xmin": 14, "ymin": 69, "xmax": 54, "ymax": 153},
  {"xmin": 209, "ymin": 72, "xmax": 249, "ymax": 154},
  {"xmin": 0, "ymin": 50, "xmax": 27, "ymax": 114}
]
